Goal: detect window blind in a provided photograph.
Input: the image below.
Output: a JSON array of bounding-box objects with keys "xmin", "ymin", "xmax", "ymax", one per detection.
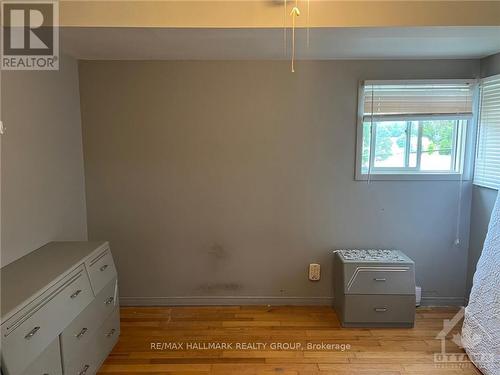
[
  {"xmin": 363, "ymin": 81, "xmax": 474, "ymax": 121},
  {"xmin": 474, "ymin": 74, "xmax": 500, "ymax": 190}
]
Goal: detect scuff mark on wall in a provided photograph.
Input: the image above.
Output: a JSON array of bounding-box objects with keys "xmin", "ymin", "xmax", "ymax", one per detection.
[
  {"xmin": 208, "ymin": 242, "xmax": 229, "ymax": 259},
  {"xmin": 197, "ymin": 282, "xmax": 243, "ymax": 294}
]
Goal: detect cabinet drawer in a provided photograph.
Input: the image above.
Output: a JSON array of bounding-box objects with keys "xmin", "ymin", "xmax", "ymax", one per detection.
[
  {"xmin": 95, "ymin": 306, "xmax": 120, "ymax": 368},
  {"xmin": 1, "ymin": 266, "xmax": 94, "ymax": 375},
  {"xmin": 21, "ymin": 338, "xmax": 62, "ymax": 375},
  {"xmin": 65, "ymin": 307, "xmax": 120, "ymax": 375},
  {"xmin": 63, "ymin": 343, "xmax": 100, "ymax": 375},
  {"xmin": 61, "ymin": 278, "xmax": 118, "ymax": 365},
  {"xmin": 344, "ymin": 266, "xmax": 414, "ymax": 295},
  {"xmin": 343, "ymin": 295, "xmax": 415, "ymax": 327},
  {"xmin": 85, "ymin": 250, "xmax": 116, "ymax": 295}
]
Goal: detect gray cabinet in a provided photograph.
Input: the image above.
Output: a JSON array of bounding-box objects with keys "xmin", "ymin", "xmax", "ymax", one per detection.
[
  {"xmin": 1, "ymin": 242, "xmax": 120, "ymax": 375},
  {"xmin": 333, "ymin": 249, "xmax": 416, "ymax": 328}
]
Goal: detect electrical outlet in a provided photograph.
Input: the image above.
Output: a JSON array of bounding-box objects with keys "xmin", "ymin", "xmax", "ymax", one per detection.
[{"xmin": 309, "ymin": 263, "xmax": 320, "ymax": 281}]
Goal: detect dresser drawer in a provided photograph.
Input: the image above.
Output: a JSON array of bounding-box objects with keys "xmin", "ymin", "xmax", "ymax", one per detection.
[
  {"xmin": 63, "ymin": 344, "xmax": 100, "ymax": 375},
  {"xmin": 95, "ymin": 306, "xmax": 120, "ymax": 368},
  {"xmin": 342, "ymin": 295, "xmax": 415, "ymax": 327},
  {"xmin": 1, "ymin": 266, "xmax": 94, "ymax": 375},
  {"xmin": 61, "ymin": 278, "xmax": 118, "ymax": 365},
  {"xmin": 85, "ymin": 250, "xmax": 117, "ymax": 295},
  {"xmin": 344, "ymin": 266, "xmax": 415, "ymax": 295},
  {"xmin": 21, "ymin": 338, "xmax": 62, "ymax": 375},
  {"xmin": 64, "ymin": 307, "xmax": 120, "ymax": 375}
]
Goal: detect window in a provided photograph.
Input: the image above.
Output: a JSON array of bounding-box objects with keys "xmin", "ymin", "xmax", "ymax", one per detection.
[
  {"xmin": 356, "ymin": 80, "xmax": 475, "ymax": 180},
  {"xmin": 474, "ymin": 74, "xmax": 500, "ymax": 190}
]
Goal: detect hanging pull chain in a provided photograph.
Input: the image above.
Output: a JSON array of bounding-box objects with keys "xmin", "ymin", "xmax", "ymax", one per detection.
[
  {"xmin": 283, "ymin": 0, "xmax": 287, "ymax": 56},
  {"xmin": 290, "ymin": 1, "xmax": 300, "ymax": 73},
  {"xmin": 454, "ymin": 83, "xmax": 472, "ymax": 247},
  {"xmin": 367, "ymin": 84, "xmax": 375, "ymax": 184},
  {"xmin": 306, "ymin": 0, "xmax": 310, "ymax": 48}
]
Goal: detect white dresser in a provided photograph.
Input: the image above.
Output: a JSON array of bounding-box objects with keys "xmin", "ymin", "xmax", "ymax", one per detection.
[{"xmin": 1, "ymin": 241, "xmax": 120, "ymax": 375}]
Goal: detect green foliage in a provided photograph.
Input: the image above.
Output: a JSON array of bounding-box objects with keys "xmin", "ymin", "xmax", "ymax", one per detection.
[
  {"xmin": 375, "ymin": 122, "xmax": 405, "ymax": 161},
  {"xmin": 422, "ymin": 120, "xmax": 454, "ymax": 156},
  {"xmin": 362, "ymin": 120, "xmax": 456, "ymax": 168},
  {"xmin": 363, "ymin": 121, "xmax": 405, "ymax": 164},
  {"xmin": 362, "ymin": 123, "xmax": 371, "ymax": 167}
]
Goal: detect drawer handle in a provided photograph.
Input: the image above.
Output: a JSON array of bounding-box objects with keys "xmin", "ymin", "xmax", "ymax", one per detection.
[
  {"xmin": 79, "ymin": 364, "xmax": 90, "ymax": 375},
  {"xmin": 105, "ymin": 296, "xmax": 114, "ymax": 305},
  {"xmin": 374, "ymin": 278, "xmax": 387, "ymax": 282},
  {"xmin": 374, "ymin": 307, "xmax": 388, "ymax": 312},
  {"xmin": 24, "ymin": 326, "xmax": 41, "ymax": 340},
  {"xmin": 70, "ymin": 289, "xmax": 82, "ymax": 299},
  {"xmin": 106, "ymin": 328, "xmax": 116, "ymax": 337},
  {"xmin": 76, "ymin": 327, "xmax": 88, "ymax": 338},
  {"xmin": 100, "ymin": 264, "xmax": 109, "ymax": 272}
]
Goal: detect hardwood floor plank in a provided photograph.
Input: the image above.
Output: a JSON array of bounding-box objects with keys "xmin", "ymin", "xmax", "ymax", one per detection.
[{"xmin": 97, "ymin": 306, "xmax": 480, "ymax": 375}]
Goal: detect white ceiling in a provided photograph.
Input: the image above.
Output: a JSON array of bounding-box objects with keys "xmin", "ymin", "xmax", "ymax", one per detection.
[{"xmin": 61, "ymin": 26, "xmax": 500, "ymax": 60}]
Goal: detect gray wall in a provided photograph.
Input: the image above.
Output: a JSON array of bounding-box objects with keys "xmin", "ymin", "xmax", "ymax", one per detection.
[
  {"xmin": 79, "ymin": 60, "xmax": 479, "ymax": 306},
  {"xmin": 1, "ymin": 54, "xmax": 88, "ymax": 267},
  {"xmin": 466, "ymin": 52, "xmax": 500, "ymax": 297},
  {"xmin": 480, "ymin": 52, "xmax": 500, "ymax": 78},
  {"xmin": 466, "ymin": 186, "xmax": 497, "ymax": 295}
]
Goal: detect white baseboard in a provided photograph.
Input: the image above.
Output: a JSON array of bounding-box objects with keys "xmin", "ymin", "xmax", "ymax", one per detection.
[
  {"xmin": 121, "ymin": 295, "xmax": 466, "ymax": 307},
  {"xmin": 120, "ymin": 296, "xmax": 334, "ymax": 306}
]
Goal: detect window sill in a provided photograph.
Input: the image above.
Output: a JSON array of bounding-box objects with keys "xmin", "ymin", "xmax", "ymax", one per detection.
[
  {"xmin": 355, "ymin": 173, "xmax": 469, "ymax": 181},
  {"xmin": 472, "ymin": 182, "xmax": 499, "ymax": 191}
]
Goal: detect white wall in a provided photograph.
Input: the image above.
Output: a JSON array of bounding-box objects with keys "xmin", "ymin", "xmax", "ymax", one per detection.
[
  {"xmin": 79, "ymin": 59, "xmax": 479, "ymax": 306},
  {"xmin": 1, "ymin": 54, "xmax": 88, "ymax": 266}
]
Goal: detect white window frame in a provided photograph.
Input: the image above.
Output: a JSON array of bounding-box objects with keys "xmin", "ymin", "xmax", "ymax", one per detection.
[{"xmin": 355, "ymin": 79, "xmax": 479, "ymax": 181}]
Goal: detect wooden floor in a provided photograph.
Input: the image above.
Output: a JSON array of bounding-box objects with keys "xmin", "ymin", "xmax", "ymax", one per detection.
[{"xmin": 99, "ymin": 306, "xmax": 480, "ymax": 375}]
